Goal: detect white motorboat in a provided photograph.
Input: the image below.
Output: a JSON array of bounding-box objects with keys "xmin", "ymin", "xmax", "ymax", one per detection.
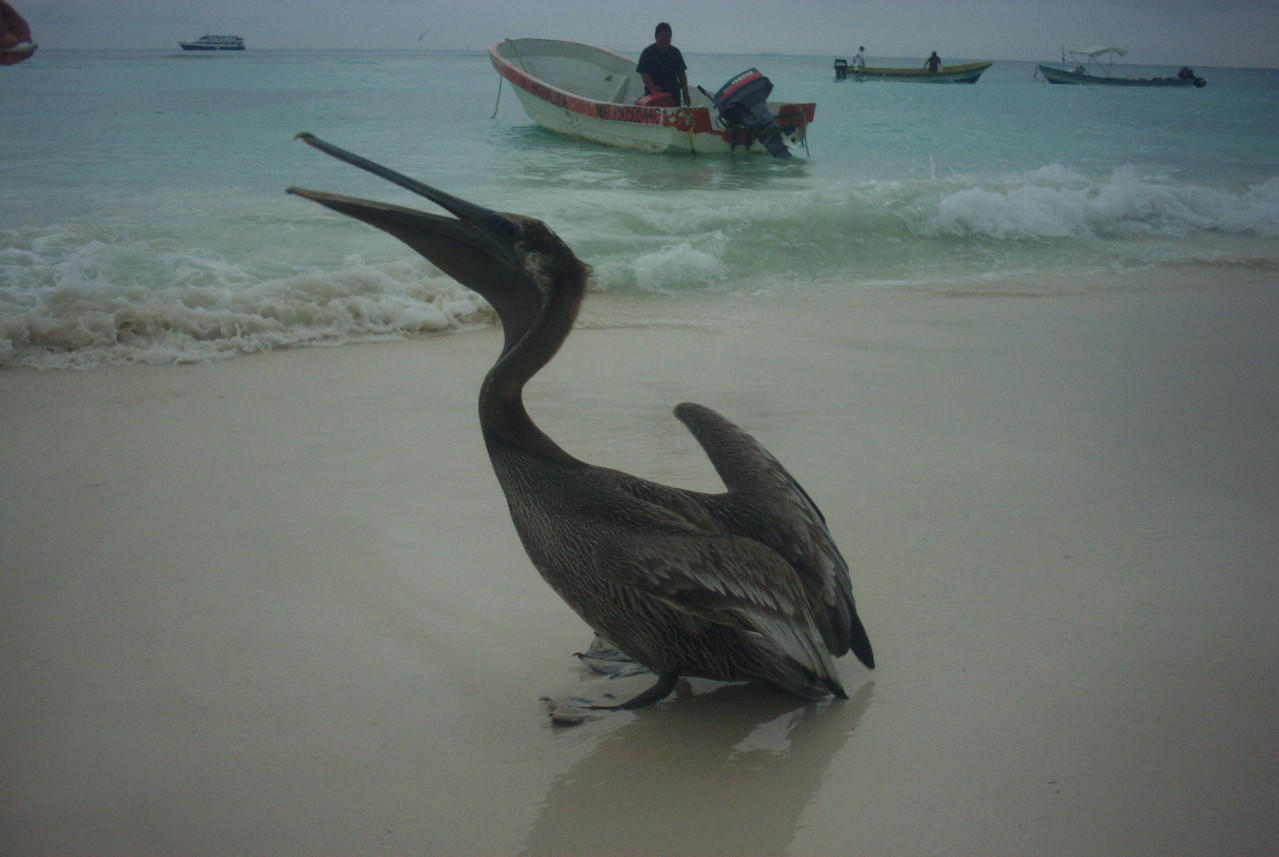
[
  {"xmin": 179, "ymin": 35, "xmax": 245, "ymax": 52},
  {"xmin": 490, "ymin": 38, "xmax": 814, "ymax": 157}
]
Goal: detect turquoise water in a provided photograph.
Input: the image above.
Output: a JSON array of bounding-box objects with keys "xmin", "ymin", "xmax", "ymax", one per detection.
[{"xmin": 2, "ymin": 49, "xmax": 1276, "ymax": 367}]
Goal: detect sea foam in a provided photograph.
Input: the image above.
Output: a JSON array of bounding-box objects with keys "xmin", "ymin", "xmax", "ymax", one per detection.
[
  {"xmin": 0, "ymin": 231, "xmax": 491, "ymax": 369},
  {"xmin": 923, "ymin": 169, "xmax": 1279, "ymax": 241},
  {"xmin": 5, "ymin": 166, "xmax": 1276, "ymax": 368}
]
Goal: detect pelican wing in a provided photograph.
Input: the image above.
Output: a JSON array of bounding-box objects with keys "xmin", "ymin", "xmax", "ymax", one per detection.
[
  {"xmin": 673, "ymin": 402, "xmax": 873, "ymax": 667},
  {"xmin": 595, "ymin": 531, "xmax": 844, "ymax": 697}
]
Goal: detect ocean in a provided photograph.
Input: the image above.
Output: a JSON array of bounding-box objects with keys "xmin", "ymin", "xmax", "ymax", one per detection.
[{"xmin": 2, "ymin": 49, "xmax": 1276, "ymax": 368}]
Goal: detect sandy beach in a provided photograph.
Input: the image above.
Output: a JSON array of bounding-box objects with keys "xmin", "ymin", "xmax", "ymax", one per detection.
[{"xmin": 2, "ymin": 269, "xmax": 1277, "ymax": 856}]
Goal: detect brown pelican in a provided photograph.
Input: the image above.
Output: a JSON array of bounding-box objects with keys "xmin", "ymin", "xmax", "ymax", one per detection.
[{"xmin": 287, "ymin": 133, "xmax": 874, "ymax": 709}]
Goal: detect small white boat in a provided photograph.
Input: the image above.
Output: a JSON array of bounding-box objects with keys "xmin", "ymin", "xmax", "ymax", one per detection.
[
  {"xmin": 490, "ymin": 38, "xmax": 814, "ymax": 157},
  {"xmin": 179, "ymin": 35, "xmax": 245, "ymax": 52}
]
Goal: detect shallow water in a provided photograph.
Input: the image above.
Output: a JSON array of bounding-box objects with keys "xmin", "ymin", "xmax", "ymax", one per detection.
[{"xmin": 2, "ymin": 49, "xmax": 1277, "ymax": 367}]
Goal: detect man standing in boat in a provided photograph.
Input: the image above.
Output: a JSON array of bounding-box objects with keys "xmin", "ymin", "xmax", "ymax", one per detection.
[{"xmin": 637, "ymin": 22, "xmax": 690, "ymax": 106}]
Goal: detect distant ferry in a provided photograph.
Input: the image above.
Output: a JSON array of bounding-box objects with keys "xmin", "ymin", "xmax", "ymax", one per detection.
[{"xmin": 179, "ymin": 35, "xmax": 245, "ymax": 52}]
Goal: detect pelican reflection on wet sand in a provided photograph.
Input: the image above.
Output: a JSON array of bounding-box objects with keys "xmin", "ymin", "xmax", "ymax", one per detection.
[{"xmin": 287, "ymin": 133, "xmax": 874, "ymax": 714}]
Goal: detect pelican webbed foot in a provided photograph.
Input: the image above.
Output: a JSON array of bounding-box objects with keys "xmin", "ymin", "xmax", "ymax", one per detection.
[
  {"xmin": 572, "ymin": 637, "xmax": 678, "ymax": 707},
  {"xmin": 573, "ymin": 635, "xmax": 652, "ymax": 678},
  {"xmin": 585, "ymin": 671, "xmax": 680, "ymax": 710},
  {"xmin": 540, "ymin": 671, "xmax": 680, "ymax": 725}
]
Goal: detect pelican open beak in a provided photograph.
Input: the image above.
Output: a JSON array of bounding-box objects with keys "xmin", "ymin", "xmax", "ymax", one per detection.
[{"xmin": 287, "ymin": 133, "xmax": 527, "ymax": 297}]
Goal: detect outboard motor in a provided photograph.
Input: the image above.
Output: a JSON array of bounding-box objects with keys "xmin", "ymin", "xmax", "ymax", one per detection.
[
  {"xmin": 1178, "ymin": 66, "xmax": 1207, "ymax": 87},
  {"xmin": 710, "ymin": 68, "xmax": 793, "ymax": 159}
]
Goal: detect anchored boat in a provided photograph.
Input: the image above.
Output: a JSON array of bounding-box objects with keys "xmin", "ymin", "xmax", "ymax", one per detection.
[
  {"xmin": 490, "ymin": 38, "xmax": 814, "ymax": 157},
  {"xmin": 179, "ymin": 34, "xmax": 245, "ymax": 52},
  {"xmin": 1036, "ymin": 47, "xmax": 1205, "ymax": 87},
  {"xmin": 833, "ymin": 58, "xmax": 992, "ymax": 83}
]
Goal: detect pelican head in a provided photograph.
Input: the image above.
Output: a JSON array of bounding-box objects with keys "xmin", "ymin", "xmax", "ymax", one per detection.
[{"xmin": 287, "ymin": 133, "xmax": 588, "ymax": 348}]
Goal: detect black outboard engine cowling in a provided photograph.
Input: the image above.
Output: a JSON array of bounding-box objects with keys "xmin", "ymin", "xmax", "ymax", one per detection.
[
  {"xmin": 711, "ymin": 68, "xmax": 792, "ymax": 158},
  {"xmin": 1177, "ymin": 66, "xmax": 1207, "ymax": 87}
]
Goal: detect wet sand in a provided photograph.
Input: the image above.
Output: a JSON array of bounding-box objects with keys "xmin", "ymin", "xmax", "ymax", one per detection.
[{"xmin": 2, "ymin": 271, "xmax": 1277, "ymax": 856}]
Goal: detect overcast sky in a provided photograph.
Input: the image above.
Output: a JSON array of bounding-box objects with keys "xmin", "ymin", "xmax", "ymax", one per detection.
[{"xmin": 16, "ymin": 0, "xmax": 1279, "ymax": 68}]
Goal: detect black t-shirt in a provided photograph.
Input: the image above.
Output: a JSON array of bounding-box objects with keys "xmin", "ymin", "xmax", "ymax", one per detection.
[{"xmin": 636, "ymin": 44, "xmax": 687, "ymax": 104}]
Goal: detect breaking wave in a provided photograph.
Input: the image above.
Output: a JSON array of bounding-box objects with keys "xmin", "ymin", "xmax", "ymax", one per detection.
[
  {"xmin": 0, "ymin": 231, "xmax": 492, "ymax": 369},
  {"xmin": 922, "ymin": 167, "xmax": 1279, "ymax": 241},
  {"xmin": 3, "ymin": 167, "xmax": 1275, "ymax": 368}
]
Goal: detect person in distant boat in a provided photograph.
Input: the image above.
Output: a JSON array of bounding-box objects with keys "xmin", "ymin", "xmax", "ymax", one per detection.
[
  {"xmin": 0, "ymin": 0, "xmax": 33, "ymax": 66},
  {"xmin": 637, "ymin": 22, "xmax": 690, "ymax": 107},
  {"xmin": 852, "ymin": 47, "xmax": 866, "ymax": 69},
  {"xmin": 925, "ymin": 51, "xmax": 942, "ymax": 73}
]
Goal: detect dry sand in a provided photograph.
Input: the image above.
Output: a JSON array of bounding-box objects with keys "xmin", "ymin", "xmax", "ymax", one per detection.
[{"xmin": 2, "ymin": 270, "xmax": 1277, "ymax": 856}]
